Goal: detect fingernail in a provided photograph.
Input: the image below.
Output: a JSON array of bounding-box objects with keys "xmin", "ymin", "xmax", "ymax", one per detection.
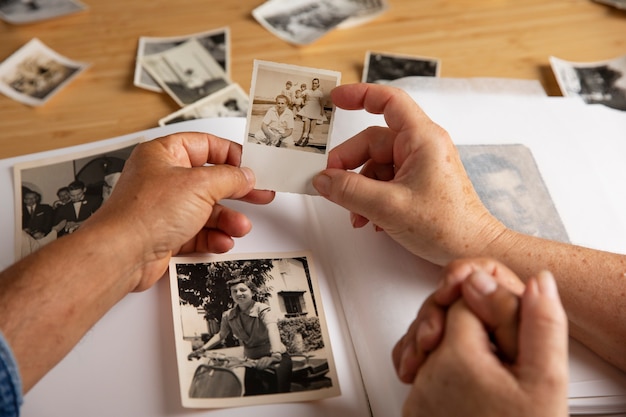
[
  {"xmin": 536, "ymin": 270, "xmax": 558, "ymax": 299},
  {"xmin": 312, "ymin": 173, "xmax": 331, "ymax": 196},
  {"xmin": 469, "ymin": 270, "xmax": 497, "ymax": 295}
]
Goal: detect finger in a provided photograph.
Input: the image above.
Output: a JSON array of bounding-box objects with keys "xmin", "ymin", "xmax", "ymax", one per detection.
[
  {"xmin": 204, "ymin": 204, "xmax": 252, "ymax": 238},
  {"xmin": 435, "ymin": 258, "xmax": 525, "ymax": 307},
  {"xmin": 443, "ymin": 298, "xmax": 495, "ymax": 358},
  {"xmin": 192, "ymin": 165, "xmax": 257, "ymax": 202},
  {"xmin": 179, "ymin": 228, "xmax": 236, "ymax": 254},
  {"xmin": 461, "ymin": 270, "xmax": 520, "ymax": 363},
  {"xmin": 312, "ymin": 168, "xmax": 409, "ymax": 227},
  {"xmin": 326, "ymin": 126, "xmax": 396, "ymax": 170},
  {"xmin": 143, "ymin": 132, "xmax": 243, "ymax": 168},
  {"xmin": 392, "ymin": 298, "xmax": 446, "ymax": 383},
  {"xmin": 517, "ymin": 271, "xmax": 568, "ymax": 391},
  {"xmin": 331, "ymin": 83, "xmax": 429, "ymax": 132}
]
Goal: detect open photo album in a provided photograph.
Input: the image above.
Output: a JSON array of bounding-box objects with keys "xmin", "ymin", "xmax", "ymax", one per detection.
[{"xmin": 2, "ymin": 77, "xmax": 626, "ymax": 416}]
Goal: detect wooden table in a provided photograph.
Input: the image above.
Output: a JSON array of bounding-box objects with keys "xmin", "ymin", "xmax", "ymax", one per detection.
[{"xmin": 1, "ymin": 0, "xmax": 624, "ymax": 159}]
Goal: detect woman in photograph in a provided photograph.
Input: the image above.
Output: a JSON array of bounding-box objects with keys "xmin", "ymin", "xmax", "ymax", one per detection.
[
  {"xmin": 295, "ymin": 77, "xmax": 325, "ymax": 147},
  {"xmin": 189, "ymin": 277, "xmax": 292, "ymax": 396}
]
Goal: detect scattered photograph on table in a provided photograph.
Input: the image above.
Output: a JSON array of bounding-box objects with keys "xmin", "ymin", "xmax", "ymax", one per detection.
[
  {"xmin": 362, "ymin": 51, "xmax": 440, "ymax": 84},
  {"xmin": 159, "ymin": 83, "xmax": 249, "ymax": 126},
  {"xmin": 337, "ymin": 0, "xmax": 389, "ymax": 29},
  {"xmin": 141, "ymin": 37, "xmax": 230, "ymax": 107},
  {"xmin": 242, "ymin": 60, "xmax": 340, "ymax": 194},
  {"xmin": 13, "ymin": 137, "xmax": 142, "ymax": 260},
  {"xmin": 458, "ymin": 144, "xmax": 570, "ymax": 243},
  {"xmin": 134, "ymin": 27, "xmax": 230, "ymax": 93},
  {"xmin": 550, "ymin": 54, "xmax": 626, "ymax": 111},
  {"xmin": 169, "ymin": 251, "xmax": 341, "ymax": 408},
  {"xmin": 0, "ymin": 38, "xmax": 89, "ymax": 106},
  {"xmin": 252, "ymin": 0, "xmax": 361, "ymax": 45},
  {"xmin": 0, "ymin": 0, "xmax": 86, "ymax": 24}
]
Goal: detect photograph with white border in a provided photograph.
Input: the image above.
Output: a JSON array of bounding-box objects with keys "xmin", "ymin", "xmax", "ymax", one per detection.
[
  {"xmin": 242, "ymin": 60, "xmax": 340, "ymax": 194},
  {"xmin": 169, "ymin": 251, "xmax": 341, "ymax": 409},
  {"xmin": 140, "ymin": 37, "xmax": 230, "ymax": 107},
  {"xmin": 134, "ymin": 27, "xmax": 230, "ymax": 93},
  {"xmin": 362, "ymin": 50, "xmax": 440, "ymax": 83},
  {"xmin": 252, "ymin": 0, "xmax": 361, "ymax": 45},
  {"xmin": 0, "ymin": 0, "xmax": 86, "ymax": 24},
  {"xmin": 158, "ymin": 83, "xmax": 248, "ymax": 126},
  {"xmin": 0, "ymin": 38, "xmax": 89, "ymax": 106},
  {"xmin": 550, "ymin": 54, "xmax": 626, "ymax": 111},
  {"xmin": 13, "ymin": 136, "xmax": 142, "ymax": 260}
]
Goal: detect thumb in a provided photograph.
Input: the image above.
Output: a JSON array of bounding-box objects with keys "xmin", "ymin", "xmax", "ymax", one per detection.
[
  {"xmin": 198, "ymin": 165, "xmax": 256, "ymax": 201},
  {"xmin": 313, "ymin": 168, "xmax": 405, "ymax": 227},
  {"xmin": 517, "ymin": 271, "xmax": 569, "ymax": 393}
]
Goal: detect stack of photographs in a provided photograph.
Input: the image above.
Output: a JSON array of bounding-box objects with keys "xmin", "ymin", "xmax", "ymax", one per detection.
[{"xmin": 134, "ymin": 27, "xmax": 250, "ymax": 126}]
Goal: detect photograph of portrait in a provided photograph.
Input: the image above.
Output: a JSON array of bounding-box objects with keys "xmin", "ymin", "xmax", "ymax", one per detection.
[
  {"xmin": 169, "ymin": 251, "xmax": 341, "ymax": 409},
  {"xmin": 13, "ymin": 137, "xmax": 141, "ymax": 260},
  {"xmin": 550, "ymin": 54, "xmax": 626, "ymax": 111},
  {"xmin": 362, "ymin": 51, "xmax": 440, "ymax": 84},
  {"xmin": 140, "ymin": 37, "xmax": 230, "ymax": 107},
  {"xmin": 0, "ymin": 0, "xmax": 86, "ymax": 24},
  {"xmin": 242, "ymin": 60, "xmax": 340, "ymax": 194},
  {"xmin": 458, "ymin": 144, "xmax": 570, "ymax": 243},
  {"xmin": 252, "ymin": 0, "xmax": 361, "ymax": 45},
  {"xmin": 159, "ymin": 83, "xmax": 248, "ymax": 126},
  {"xmin": 134, "ymin": 27, "xmax": 230, "ymax": 93},
  {"xmin": 0, "ymin": 38, "xmax": 88, "ymax": 106}
]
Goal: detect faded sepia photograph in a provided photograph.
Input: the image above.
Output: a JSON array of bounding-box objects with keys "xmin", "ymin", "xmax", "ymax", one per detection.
[
  {"xmin": 0, "ymin": 38, "xmax": 88, "ymax": 106},
  {"xmin": 362, "ymin": 51, "xmax": 440, "ymax": 83},
  {"xmin": 550, "ymin": 54, "xmax": 626, "ymax": 111},
  {"xmin": 159, "ymin": 83, "xmax": 248, "ymax": 126},
  {"xmin": 141, "ymin": 38, "xmax": 230, "ymax": 107},
  {"xmin": 0, "ymin": 0, "xmax": 86, "ymax": 24},
  {"xmin": 134, "ymin": 27, "xmax": 230, "ymax": 93},
  {"xmin": 458, "ymin": 144, "xmax": 570, "ymax": 242},
  {"xmin": 13, "ymin": 137, "xmax": 141, "ymax": 260},
  {"xmin": 242, "ymin": 60, "xmax": 340, "ymax": 194},
  {"xmin": 169, "ymin": 252, "xmax": 340, "ymax": 409},
  {"xmin": 252, "ymin": 0, "xmax": 361, "ymax": 45}
]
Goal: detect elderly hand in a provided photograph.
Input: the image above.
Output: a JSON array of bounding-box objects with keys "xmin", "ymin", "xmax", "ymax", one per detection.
[
  {"xmin": 401, "ymin": 265, "xmax": 568, "ymax": 417},
  {"xmin": 313, "ymin": 83, "xmax": 505, "ymax": 266},
  {"xmin": 87, "ymin": 132, "xmax": 275, "ymax": 292}
]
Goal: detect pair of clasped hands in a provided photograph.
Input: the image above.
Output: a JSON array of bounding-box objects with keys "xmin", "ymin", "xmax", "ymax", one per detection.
[{"xmin": 100, "ymin": 83, "xmax": 568, "ymax": 416}]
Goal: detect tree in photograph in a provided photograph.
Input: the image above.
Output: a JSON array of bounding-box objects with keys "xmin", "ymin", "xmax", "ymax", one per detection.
[{"xmin": 176, "ymin": 259, "xmax": 275, "ymax": 322}]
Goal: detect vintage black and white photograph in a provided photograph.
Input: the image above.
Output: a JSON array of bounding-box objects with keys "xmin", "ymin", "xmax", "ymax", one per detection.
[
  {"xmin": 337, "ymin": 0, "xmax": 389, "ymax": 29},
  {"xmin": 13, "ymin": 137, "xmax": 141, "ymax": 260},
  {"xmin": 458, "ymin": 144, "xmax": 570, "ymax": 242},
  {"xmin": 158, "ymin": 83, "xmax": 248, "ymax": 126},
  {"xmin": 134, "ymin": 27, "xmax": 230, "ymax": 93},
  {"xmin": 362, "ymin": 51, "xmax": 440, "ymax": 83},
  {"xmin": 252, "ymin": 0, "xmax": 361, "ymax": 45},
  {"xmin": 0, "ymin": 0, "xmax": 86, "ymax": 24},
  {"xmin": 0, "ymin": 38, "xmax": 88, "ymax": 106},
  {"xmin": 242, "ymin": 60, "xmax": 340, "ymax": 194},
  {"xmin": 140, "ymin": 38, "xmax": 230, "ymax": 107},
  {"xmin": 550, "ymin": 54, "xmax": 626, "ymax": 111},
  {"xmin": 169, "ymin": 252, "xmax": 340, "ymax": 409}
]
